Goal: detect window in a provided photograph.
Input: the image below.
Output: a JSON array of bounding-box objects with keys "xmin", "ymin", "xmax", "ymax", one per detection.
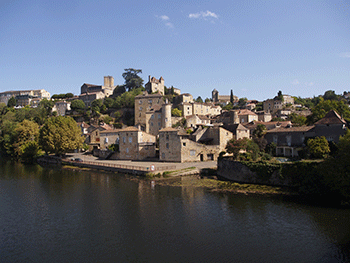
[
  {"xmin": 166, "ymin": 143, "xmax": 169, "ymax": 149},
  {"xmin": 129, "ymin": 137, "xmax": 132, "ymax": 143},
  {"xmin": 158, "ymin": 114, "xmax": 161, "ymax": 119},
  {"xmin": 148, "ymin": 99, "xmax": 152, "ymax": 104},
  {"xmin": 162, "ymin": 153, "xmax": 165, "ymax": 159},
  {"xmin": 123, "ymin": 137, "xmax": 126, "ymax": 143},
  {"xmin": 151, "ymin": 115, "xmax": 154, "ymax": 119},
  {"xmin": 126, "ymin": 148, "xmax": 129, "ymax": 153},
  {"xmin": 166, "ymin": 135, "xmax": 169, "ymax": 140},
  {"xmin": 139, "ymin": 100, "xmax": 142, "ymax": 104},
  {"xmin": 190, "ymin": 150, "xmax": 196, "ymax": 156},
  {"xmin": 105, "ymin": 137, "xmax": 108, "ymax": 143},
  {"xmin": 183, "ymin": 143, "xmax": 186, "ymax": 146},
  {"xmin": 139, "ymin": 107, "xmax": 143, "ymax": 111},
  {"xmin": 151, "ymin": 122, "xmax": 153, "ymax": 126}
]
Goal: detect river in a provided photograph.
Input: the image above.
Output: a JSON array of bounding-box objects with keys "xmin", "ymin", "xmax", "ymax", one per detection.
[{"xmin": 1, "ymin": 160, "xmax": 349, "ymax": 263}]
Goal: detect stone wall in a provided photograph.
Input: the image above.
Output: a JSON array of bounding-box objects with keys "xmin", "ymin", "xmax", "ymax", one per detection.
[{"xmin": 217, "ymin": 158, "xmax": 292, "ymax": 187}]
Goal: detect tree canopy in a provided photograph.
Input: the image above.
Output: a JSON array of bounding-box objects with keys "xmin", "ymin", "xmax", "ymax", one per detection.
[
  {"xmin": 122, "ymin": 68, "xmax": 143, "ymax": 91},
  {"xmin": 39, "ymin": 116, "xmax": 84, "ymax": 155}
]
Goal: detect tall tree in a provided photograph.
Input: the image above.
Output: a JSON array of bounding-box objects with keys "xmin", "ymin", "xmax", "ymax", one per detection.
[
  {"xmin": 230, "ymin": 89, "xmax": 234, "ymax": 104},
  {"xmin": 39, "ymin": 116, "xmax": 84, "ymax": 155},
  {"xmin": 7, "ymin": 97, "xmax": 16, "ymax": 108},
  {"xmin": 122, "ymin": 68, "xmax": 143, "ymax": 91}
]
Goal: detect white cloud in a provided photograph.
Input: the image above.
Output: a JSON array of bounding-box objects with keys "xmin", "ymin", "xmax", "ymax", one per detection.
[
  {"xmin": 339, "ymin": 52, "xmax": 350, "ymax": 58},
  {"xmin": 189, "ymin": 10, "xmax": 219, "ymax": 20},
  {"xmin": 156, "ymin": 15, "xmax": 174, "ymax": 29},
  {"xmin": 160, "ymin": 15, "xmax": 169, "ymax": 21}
]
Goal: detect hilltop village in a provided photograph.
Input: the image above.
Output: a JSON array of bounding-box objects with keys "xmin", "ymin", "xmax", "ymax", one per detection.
[{"xmin": 1, "ymin": 71, "xmax": 349, "ymax": 163}]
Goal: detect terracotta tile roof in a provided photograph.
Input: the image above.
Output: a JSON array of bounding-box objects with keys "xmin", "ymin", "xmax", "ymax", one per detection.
[{"xmin": 314, "ymin": 110, "xmax": 346, "ymax": 125}]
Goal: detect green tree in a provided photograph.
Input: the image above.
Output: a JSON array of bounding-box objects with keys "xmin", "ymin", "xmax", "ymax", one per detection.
[
  {"xmin": 309, "ymin": 99, "xmax": 350, "ymax": 123},
  {"xmin": 288, "ymin": 113, "xmax": 307, "ymax": 126},
  {"xmin": 38, "ymin": 98, "xmax": 54, "ymax": 117},
  {"xmin": 237, "ymin": 97, "xmax": 247, "ymax": 108},
  {"xmin": 275, "ymin": 91, "xmax": 283, "ymax": 101},
  {"xmin": 323, "ymin": 90, "xmax": 338, "ymax": 101},
  {"xmin": 7, "ymin": 97, "xmax": 16, "ymax": 108},
  {"xmin": 39, "ymin": 116, "xmax": 84, "ymax": 155},
  {"xmin": 226, "ymin": 138, "xmax": 249, "ymax": 160},
  {"xmin": 252, "ymin": 124, "xmax": 267, "ymax": 152},
  {"xmin": 307, "ymin": 136, "xmax": 330, "ymax": 159},
  {"xmin": 171, "ymin": 108, "xmax": 182, "ymax": 117},
  {"xmin": 13, "ymin": 120, "xmax": 40, "ymax": 158},
  {"xmin": 195, "ymin": 96, "xmax": 203, "ymax": 103},
  {"xmin": 122, "ymin": 68, "xmax": 143, "ymax": 91},
  {"xmin": 230, "ymin": 90, "xmax": 234, "ymax": 104},
  {"xmin": 321, "ymin": 130, "xmax": 350, "ymax": 201},
  {"xmin": 113, "ymin": 85, "xmax": 126, "ymax": 97},
  {"xmin": 71, "ymin": 99, "xmax": 86, "ymax": 111}
]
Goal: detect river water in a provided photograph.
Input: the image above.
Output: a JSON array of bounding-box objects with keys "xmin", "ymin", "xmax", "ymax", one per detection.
[{"xmin": 1, "ymin": 161, "xmax": 350, "ymax": 263}]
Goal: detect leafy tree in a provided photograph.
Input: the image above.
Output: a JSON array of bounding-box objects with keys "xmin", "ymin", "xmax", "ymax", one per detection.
[
  {"xmin": 321, "ymin": 130, "xmax": 350, "ymax": 201},
  {"xmin": 20, "ymin": 141, "xmax": 42, "ymax": 163},
  {"xmin": 0, "ymin": 102, "xmax": 7, "ymax": 114},
  {"xmin": 307, "ymin": 136, "xmax": 330, "ymax": 159},
  {"xmin": 205, "ymin": 98, "xmax": 211, "ymax": 103},
  {"xmin": 323, "ymin": 90, "xmax": 338, "ymax": 101},
  {"xmin": 38, "ymin": 98, "xmax": 54, "ymax": 116},
  {"xmin": 275, "ymin": 91, "xmax": 283, "ymax": 101},
  {"xmin": 195, "ymin": 96, "xmax": 203, "ymax": 103},
  {"xmin": 171, "ymin": 108, "xmax": 182, "ymax": 117},
  {"xmin": 122, "ymin": 68, "xmax": 143, "ymax": 91},
  {"xmin": 7, "ymin": 97, "xmax": 16, "ymax": 108},
  {"xmin": 112, "ymin": 87, "xmax": 143, "ymax": 109},
  {"xmin": 252, "ymin": 124, "xmax": 267, "ymax": 151},
  {"xmin": 39, "ymin": 116, "xmax": 84, "ymax": 155},
  {"xmin": 13, "ymin": 120, "xmax": 40, "ymax": 158},
  {"xmin": 113, "ymin": 85, "xmax": 126, "ymax": 97},
  {"xmin": 104, "ymin": 97, "xmax": 114, "ymax": 109},
  {"xmin": 237, "ymin": 97, "xmax": 247, "ymax": 108},
  {"xmin": 0, "ymin": 119, "xmax": 17, "ymax": 156},
  {"xmin": 222, "ymin": 103, "xmax": 233, "ymax": 111},
  {"xmin": 309, "ymin": 99, "xmax": 350, "ymax": 123},
  {"xmin": 71, "ymin": 99, "xmax": 86, "ymax": 111},
  {"xmin": 91, "ymin": 99, "xmax": 103, "ymax": 114},
  {"xmin": 288, "ymin": 113, "xmax": 307, "ymax": 126},
  {"xmin": 226, "ymin": 138, "xmax": 249, "ymax": 160}
]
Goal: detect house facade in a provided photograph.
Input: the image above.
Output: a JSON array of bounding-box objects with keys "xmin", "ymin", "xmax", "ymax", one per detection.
[
  {"xmin": 118, "ymin": 127, "xmax": 156, "ymax": 160},
  {"xmin": 145, "ymin": 76, "xmax": 165, "ymax": 95}
]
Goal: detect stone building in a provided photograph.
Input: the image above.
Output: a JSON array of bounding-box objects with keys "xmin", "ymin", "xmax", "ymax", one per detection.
[
  {"xmin": 79, "ymin": 76, "xmax": 115, "ymax": 106},
  {"xmin": 145, "ymin": 76, "xmax": 165, "ymax": 95},
  {"xmin": 0, "ymin": 89, "xmax": 51, "ymax": 106},
  {"xmin": 263, "ymin": 95, "xmax": 294, "ymax": 114},
  {"xmin": 159, "ymin": 126, "xmax": 233, "ymax": 162},
  {"xmin": 118, "ymin": 127, "xmax": 156, "ymax": 160},
  {"xmin": 52, "ymin": 101, "xmax": 71, "ymax": 116},
  {"xmin": 212, "ymin": 89, "xmax": 238, "ymax": 105},
  {"xmin": 264, "ymin": 110, "xmax": 348, "ymax": 157}
]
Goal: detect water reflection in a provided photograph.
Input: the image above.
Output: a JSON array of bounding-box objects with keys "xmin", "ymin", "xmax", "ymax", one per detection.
[{"xmin": 0, "ymin": 161, "xmax": 349, "ymax": 262}]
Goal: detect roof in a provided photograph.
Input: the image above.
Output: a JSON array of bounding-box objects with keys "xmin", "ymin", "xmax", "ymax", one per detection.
[
  {"xmin": 159, "ymin": 127, "xmax": 178, "ymax": 132},
  {"xmin": 314, "ymin": 110, "xmax": 346, "ymax": 125},
  {"xmin": 237, "ymin": 109, "xmax": 257, "ymax": 116},
  {"xmin": 266, "ymin": 126, "xmax": 315, "ymax": 133},
  {"xmin": 118, "ymin": 126, "xmax": 139, "ymax": 132},
  {"xmin": 135, "ymin": 93, "xmax": 163, "ymax": 98}
]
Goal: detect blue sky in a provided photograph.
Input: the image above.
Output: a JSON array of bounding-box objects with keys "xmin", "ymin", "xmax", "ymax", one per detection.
[{"xmin": 1, "ymin": 0, "xmax": 350, "ymax": 101}]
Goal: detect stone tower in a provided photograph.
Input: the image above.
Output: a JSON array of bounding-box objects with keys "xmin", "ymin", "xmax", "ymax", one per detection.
[
  {"xmin": 212, "ymin": 89, "xmax": 219, "ymax": 102},
  {"xmin": 162, "ymin": 99, "xmax": 172, "ymax": 128},
  {"xmin": 104, "ymin": 76, "xmax": 114, "ymax": 88}
]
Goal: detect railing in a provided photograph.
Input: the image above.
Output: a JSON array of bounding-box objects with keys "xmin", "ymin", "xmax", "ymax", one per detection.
[{"xmin": 63, "ymin": 159, "xmax": 176, "ymax": 172}]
